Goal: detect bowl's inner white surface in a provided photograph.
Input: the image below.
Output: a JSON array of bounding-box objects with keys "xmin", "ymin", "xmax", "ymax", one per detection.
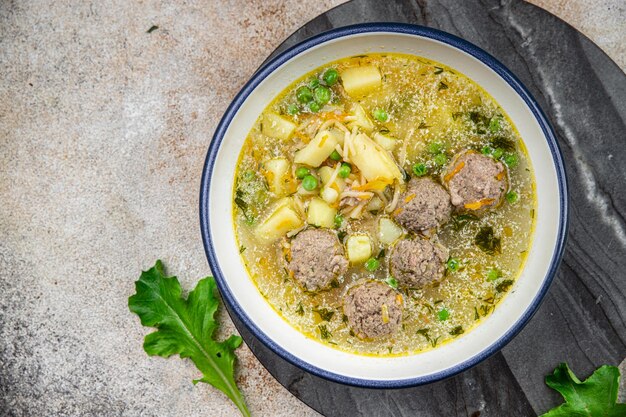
[{"xmin": 209, "ymin": 32, "xmax": 561, "ymax": 381}]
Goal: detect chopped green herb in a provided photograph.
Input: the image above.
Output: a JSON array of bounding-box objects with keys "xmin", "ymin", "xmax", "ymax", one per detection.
[
  {"xmin": 475, "ymin": 226, "xmax": 501, "ymax": 255},
  {"xmin": 449, "ymin": 326, "xmax": 464, "ymax": 336},
  {"xmin": 495, "ymin": 279, "xmax": 514, "ymax": 293},
  {"xmin": 318, "ymin": 324, "xmax": 332, "ymax": 340},
  {"xmin": 146, "ymin": 25, "xmax": 159, "ymax": 33},
  {"xmin": 376, "ymin": 249, "xmax": 386, "ymax": 260},
  {"xmin": 313, "ymin": 308, "xmax": 335, "ymax": 322},
  {"xmin": 418, "ymin": 121, "xmax": 430, "ymax": 129},
  {"xmin": 491, "ymin": 136, "xmax": 516, "ymax": 152},
  {"xmin": 438, "ymin": 81, "xmax": 448, "ymax": 90},
  {"xmin": 342, "ymin": 314, "xmax": 348, "ymax": 323},
  {"xmin": 337, "ymin": 230, "xmax": 347, "ymax": 241},
  {"xmin": 434, "ymin": 66, "xmax": 444, "ymax": 74},
  {"xmin": 329, "ymin": 279, "xmax": 339, "ymax": 289},
  {"xmin": 239, "ymin": 245, "xmax": 246, "ymax": 254},
  {"xmin": 452, "ymin": 213, "xmax": 479, "ymax": 230},
  {"xmin": 295, "ymin": 302, "xmax": 304, "ymax": 315},
  {"xmin": 482, "ymin": 145, "xmax": 494, "ymax": 155},
  {"xmin": 474, "ymin": 307, "xmax": 480, "ymax": 320}
]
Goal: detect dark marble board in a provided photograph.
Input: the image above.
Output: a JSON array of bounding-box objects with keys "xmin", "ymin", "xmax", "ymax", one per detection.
[{"xmin": 229, "ymin": 1, "xmax": 626, "ymax": 416}]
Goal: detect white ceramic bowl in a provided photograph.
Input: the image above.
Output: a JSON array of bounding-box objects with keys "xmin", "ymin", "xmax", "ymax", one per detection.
[{"xmin": 200, "ymin": 24, "xmax": 568, "ymax": 388}]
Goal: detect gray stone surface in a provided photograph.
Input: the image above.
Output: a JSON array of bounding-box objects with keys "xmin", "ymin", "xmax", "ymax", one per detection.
[{"xmin": 0, "ymin": 0, "xmax": 624, "ymax": 417}]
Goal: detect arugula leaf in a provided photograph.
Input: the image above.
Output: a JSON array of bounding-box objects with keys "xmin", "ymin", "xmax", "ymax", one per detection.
[
  {"xmin": 128, "ymin": 260, "xmax": 250, "ymax": 417},
  {"xmin": 541, "ymin": 363, "xmax": 626, "ymax": 417}
]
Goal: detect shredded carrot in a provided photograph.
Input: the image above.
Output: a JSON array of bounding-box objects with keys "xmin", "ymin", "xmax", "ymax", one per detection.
[
  {"xmin": 404, "ymin": 193, "xmax": 416, "ymax": 204},
  {"xmin": 318, "ymin": 111, "xmax": 348, "ymax": 121},
  {"xmin": 496, "ymin": 171, "xmax": 506, "ymax": 181},
  {"xmin": 352, "ymin": 178, "xmax": 392, "ymax": 192},
  {"xmin": 381, "ymin": 304, "xmax": 389, "ymax": 323},
  {"xmin": 464, "ymin": 198, "xmax": 495, "ymax": 210},
  {"xmin": 396, "ymin": 294, "xmax": 403, "ymax": 304},
  {"xmin": 393, "ymin": 207, "xmax": 404, "ymax": 216},
  {"xmin": 443, "ymin": 161, "xmax": 465, "ymax": 183}
]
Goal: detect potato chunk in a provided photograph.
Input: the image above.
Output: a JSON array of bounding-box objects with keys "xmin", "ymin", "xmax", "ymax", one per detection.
[
  {"xmin": 263, "ymin": 158, "xmax": 294, "ymax": 197},
  {"xmin": 346, "ymin": 234, "xmax": 372, "ymax": 264},
  {"xmin": 294, "ymin": 129, "xmax": 340, "ymax": 167},
  {"xmin": 261, "ymin": 113, "xmax": 297, "ymax": 140},
  {"xmin": 307, "ymin": 197, "xmax": 337, "ymax": 228},
  {"xmin": 256, "ymin": 198, "xmax": 303, "ymax": 242},
  {"xmin": 341, "ymin": 66, "xmax": 382, "ymax": 97},
  {"xmin": 347, "ymin": 103, "xmax": 374, "ymax": 132},
  {"xmin": 373, "ymin": 132, "xmax": 397, "ymax": 151},
  {"xmin": 350, "ymin": 133, "xmax": 402, "ymax": 182},
  {"xmin": 378, "ymin": 217, "xmax": 404, "ymax": 245}
]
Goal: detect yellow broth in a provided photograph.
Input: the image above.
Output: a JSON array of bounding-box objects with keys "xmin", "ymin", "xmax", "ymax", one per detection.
[{"xmin": 233, "ymin": 53, "xmax": 536, "ymax": 356}]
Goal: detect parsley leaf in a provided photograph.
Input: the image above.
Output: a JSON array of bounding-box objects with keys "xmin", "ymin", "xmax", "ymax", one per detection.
[
  {"xmin": 128, "ymin": 260, "xmax": 250, "ymax": 417},
  {"xmin": 541, "ymin": 363, "xmax": 626, "ymax": 417}
]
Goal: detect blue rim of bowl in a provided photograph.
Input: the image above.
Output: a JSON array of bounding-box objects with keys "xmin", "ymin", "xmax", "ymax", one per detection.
[{"xmin": 200, "ymin": 23, "xmax": 568, "ymax": 388}]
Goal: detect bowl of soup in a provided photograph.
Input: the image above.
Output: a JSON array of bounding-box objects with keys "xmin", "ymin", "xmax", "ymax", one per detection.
[{"xmin": 199, "ymin": 23, "xmax": 567, "ymax": 387}]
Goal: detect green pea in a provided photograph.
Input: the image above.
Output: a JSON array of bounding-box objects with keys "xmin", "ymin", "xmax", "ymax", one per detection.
[
  {"xmin": 308, "ymin": 101, "xmax": 321, "ymax": 113},
  {"xmin": 333, "ymin": 214, "xmax": 344, "ymax": 228},
  {"xmin": 438, "ymin": 308, "xmax": 450, "ymax": 321},
  {"xmin": 433, "ymin": 153, "xmax": 447, "ymax": 166},
  {"xmin": 504, "ymin": 153, "xmax": 518, "ymax": 168},
  {"xmin": 427, "ymin": 142, "xmax": 443, "ymax": 154},
  {"xmin": 295, "ymin": 166, "xmax": 310, "ymax": 179},
  {"xmin": 287, "ymin": 104, "xmax": 300, "ymax": 115},
  {"xmin": 489, "ymin": 116, "xmax": 501, "ymax": 133},
  {"xmin": 412, "ymin": 163, "xmax": 427, "ymax": 177},
  {"xmin": 506, "ymin": 191, "xmax": 519, "ymax": 204},
  {"xmin": 323, "ymin": 68, "xmax": 339, "ymax": 86},
  {"xmin": 296, "ymin": 86, "xmax": 313, "ymax": 103},
  {"xmin": 338, "ymin": 163, "xmax": 351, "ymax": 178},
  {"xmin": 364, "ymin": 258, "xmax": 380, "ymax": 272},
  {"xmin": 447, "ymin": 258, "xmax": 460, "ymax": 272},
  {"xmin": 482, "ymin": 145, "xmax": 494, "ymax": 155},
  {"xmin": 372, "ymin": 108, "xmax": 389, "ymax": 122},
  {"xmin": 486, "ymin": 268, "xmax": 500, "ymax": 282},
  {"xmin": 330, "ymin": 150, "xmax": 342, "ymax": 161},
  {"xmin": 301, "ymin": 174, "xmax": 318, "ymax": 191},
  {"xmin": 314, "ymin": 86, "xmax": 331, "ymax": 105},
  {"xmin": 243, "ymin": 170, "xmax": 255, "ymax": 181},
  {"xmin": 492, "ymin": 148, "xmax": 504, "ymax": 159},
  {"xmin": 308, "ymin": 77, "xmax": 320, "ymax": 89}
]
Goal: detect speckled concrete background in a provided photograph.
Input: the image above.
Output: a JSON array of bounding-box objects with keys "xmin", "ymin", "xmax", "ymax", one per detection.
[{"xmin": 0, "ymin": 1, "xmax": 624, "ymax": 416}]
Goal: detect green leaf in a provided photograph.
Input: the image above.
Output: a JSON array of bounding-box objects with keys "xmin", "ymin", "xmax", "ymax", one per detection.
[
  {"xmin": 128, "ymin": 261, "xmax": 250, "ymax": 417},
  {"xmin": 541, "ymin": 363, "xmax": 626, "ymax": 417}
]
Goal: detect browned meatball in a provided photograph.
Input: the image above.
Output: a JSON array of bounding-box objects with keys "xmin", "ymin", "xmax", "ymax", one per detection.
[
  {"xmin": 287, "ymin": 229, "xmax": 348, "ymax": 291},
  {"xmin": 393, "ymin": 177, "xmax": 452, "ymax": 233},
  {"xmin": 444, "ymin": 151, "xmax": 507, "ymax": 212},
  {"xmin": 343, "ymin": 281, "xmax": 403, "ymax": 339},
  {"xmin": 389, "ymin": 238, "xmax": 449, "ymax": 289}
]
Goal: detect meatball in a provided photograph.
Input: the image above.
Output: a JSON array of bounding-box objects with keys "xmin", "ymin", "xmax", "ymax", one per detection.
[
  {"xmin": 343, "ymin": 281, "xmax": 403, "ymax": 339},
  {"xmin": 389, "ymin": 238, "xmax": 449, "ymax": 289},
  {"xmin": 393, "ymin": 177, "xmax": 452, "ymax": 233},
  {"xmin": 444, "ymin": 151, "xmax": 507, "ymax": 212},
  {"xmin": 287, "ymin": 229, "xmax": 348, "ymax": 291}
]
